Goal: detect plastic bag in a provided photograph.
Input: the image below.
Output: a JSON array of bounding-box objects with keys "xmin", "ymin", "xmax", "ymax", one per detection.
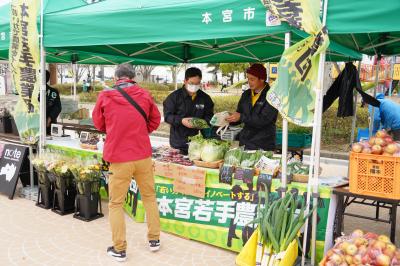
[{"xmin": 210, "ymin": 111, "xmax": 230, "ymax": 136}]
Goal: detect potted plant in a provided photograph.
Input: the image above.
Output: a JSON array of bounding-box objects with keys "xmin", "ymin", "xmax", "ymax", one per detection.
[
  {"xmin": 48, "ymin": 159, "xmax": 76, "ymax": 215},
  {"xmin": 70, "ymin": 163, "xmax": 103, "ymax": 221},
  {"xmin": 32, "ymin": 155, "xmax": 54, "ymax": 209}
]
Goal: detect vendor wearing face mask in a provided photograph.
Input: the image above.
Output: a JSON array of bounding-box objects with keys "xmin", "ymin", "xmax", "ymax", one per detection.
[
  {"xmin": 163, "ymin": 67, "xmax": 214, "ymax": 154},
  {"xmin": 226, "ymin": 63, "xmax": 278, "ymax": 151}
]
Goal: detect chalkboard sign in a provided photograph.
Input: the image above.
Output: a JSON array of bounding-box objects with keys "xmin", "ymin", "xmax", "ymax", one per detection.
[
  {"xmin": 235, "ymin": 167, "xmax": 254, "ymax": 184},
  {"xmin": 257, "ymin": 172, "xmax": 273, "ymax": 193},
  {"xmin": 242, "ymin": 168, "xmax": 254, "ymax": 185},
  {"xmin": 0, "ymin": 143, "xmax": 28, "ymax": 199},
  {"xmin": 219, "ymin": 165, "xmax": 234, "ymax": 185},
  {"xmin": 234, "ymin": 167, "xmax": 244, "ymax": 181}
]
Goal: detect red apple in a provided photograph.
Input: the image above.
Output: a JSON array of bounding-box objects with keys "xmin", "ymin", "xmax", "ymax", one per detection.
[
  {"xmin": 376, "ymin": 130, "xmax": 388, "ymax": 138},
  {"xmin": 352, "ymin": 143, "xmax": 363, "ymax": 153},
  {"xmin": 384, "ymin": 136, "xmax": 394, "ymax": 143},
  {"xmin": 374, "ymin": 240, "xmax": 387, "ymax": 250},
  {"xmin": 376, "ymin": 254, "xmax": 391, "ymax": 266},
  {"xmin": 378, "ymin": 235, "xmax": 391, "ymax": 243},
  {"xmin": 345, "ymin": 244, "xmax": 358, "ymax": 256},
  {"xmin": 372, "ymin": 145, "xmax": 383, "ymax": 155},
  {"xmin": 351, "ymin": 229, "xmax": 364, "ymax": 238},
  {"xmin": 385, "ymin": 143, "xmax": 398, "ymax": 154},
  {"xmin": 375, "ymin": 137, "xmax": 387, "ymax": 146},
  {"xmin": 365, "ymin": 232, "xmax": 379, "ymax": 240},
  {"xmin": 362, "ymin": 147, "xmax": 372, "ymax": 154}
]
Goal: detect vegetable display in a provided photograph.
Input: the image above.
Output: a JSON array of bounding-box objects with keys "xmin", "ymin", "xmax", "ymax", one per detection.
[
  {"xmin": 153, "ymin": 146, "xmax": 193, "ymax": 166},
  {"xmin": 320, "ymin": 230, "xmax": 400, "ymax": 266},
  {"xmin": 251, "ymin": 192, "xmax": 314, "ymax": 265}
]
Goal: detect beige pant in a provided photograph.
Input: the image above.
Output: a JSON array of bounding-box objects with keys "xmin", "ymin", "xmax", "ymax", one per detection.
[{"xmin": 108, "ymin": 157, "xmax": 160, "ymax": 252}]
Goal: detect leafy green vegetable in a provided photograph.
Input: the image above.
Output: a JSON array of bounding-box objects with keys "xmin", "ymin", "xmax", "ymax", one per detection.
[
  {"xmin": 250, "ymin": 192, "xmax": 316, "ymax": 258},
  {"xmin": 240, "ymin": 150, "xmax": 263, "ymax": 168},
  {"xmin": 188, "ymin": 134, "xmax": 205, "ymax": 161},
  {"xmin": 190, "ymin": 118, "xmax": 210, "ymax": 129},
  {"xmin": 224, "ymin": 148, "xmax": 243, "ymax": 166},
  {"xmin": 200, "ymin": 139, "xmax": 230, "ymax": 162}
]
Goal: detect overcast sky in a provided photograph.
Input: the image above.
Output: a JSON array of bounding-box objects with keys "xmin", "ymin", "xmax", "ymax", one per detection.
[{"xmin": 0, "ymin": 0, "xmax": 9, "ymax": 6}]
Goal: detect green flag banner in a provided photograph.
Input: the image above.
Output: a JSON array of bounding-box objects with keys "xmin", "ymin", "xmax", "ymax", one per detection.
[
  {"xmin": 261, "ymin": 0, "xmax": 329, "ymax": 126},
  {"xmin": 9, "ymin": 0, "xmax": 40, "ymax": 143}
]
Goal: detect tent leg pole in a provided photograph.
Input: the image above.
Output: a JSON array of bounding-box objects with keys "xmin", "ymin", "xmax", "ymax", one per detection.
[
  {"xmin": 311, "ymin": 58, "xmax": 325, "ymax": 265},
  {"xmin": 310, "ymin": 0, "xmax": 329, "ymax": 264},
  {"xmin": 174, "ymin": 66, "xmax": 178, "ymax": 90},
  {"xmin": 350, "ymin": 61, "xmax": 362, "ymax": 146},
  {"xmin": 39, "ymin": 0, "xmax": 46, "ymax": 154},
  {"xmin": 369, "ymin": 56, "xmax": 380, "ymax": 137},
  {"xmin": 73, "ymin": 63, "xmax": 77, "ymax": 100},
  {"xmin": 281, "ymin": 32, "xmax": 291, "ymax": 197}
]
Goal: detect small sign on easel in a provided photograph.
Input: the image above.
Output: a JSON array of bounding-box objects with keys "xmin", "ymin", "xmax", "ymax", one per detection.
[
  {"xmin": 0, "ymin": 143, "xmax": 28, "ymax": 199},
  {"xmin": 219, "ymin": 164, "xmax": 234, "ymax": 185}
]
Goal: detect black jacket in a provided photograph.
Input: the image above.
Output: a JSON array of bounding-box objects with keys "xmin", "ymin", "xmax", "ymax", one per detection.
[
  {"xmin": 163, "ymin": 87, "xmax": 214, "ymax": 153},
  {"xmin": 323, "ymin": 62, "xmax": 380, "ymax": 116},
  {"xmin": 236, "ymin": 85, "xmax": 278, "ymax": 151},
  {"xmin": 45, "ymin": 85, "xmax": 62, "ymax": 123}
]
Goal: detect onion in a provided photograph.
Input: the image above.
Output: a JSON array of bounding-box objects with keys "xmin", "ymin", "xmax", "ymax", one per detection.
[
  {"xmin": 372, "ymin": 145, "xmax": 383, "ymax": 155},
  {"xmin": 352, "ymin": 143, "xmax": 363, "ymax": 153},
  {"xmin": 385, "ymin": 143, "xmax": 398, "ymax": 155}
]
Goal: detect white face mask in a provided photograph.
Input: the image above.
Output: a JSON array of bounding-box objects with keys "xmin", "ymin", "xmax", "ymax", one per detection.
[{"xmin": 186, "ymin": 84, "xmax": 200, "ymax": 93}]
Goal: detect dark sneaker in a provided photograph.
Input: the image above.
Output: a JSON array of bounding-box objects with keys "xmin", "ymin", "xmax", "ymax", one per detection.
[
  {"xmin": 107, "ymin": 246, "xmax": 127, "ymax": 262},
  {"xmin": 149, "ymin": 240, "xmax": 160, "ymax": 252}
]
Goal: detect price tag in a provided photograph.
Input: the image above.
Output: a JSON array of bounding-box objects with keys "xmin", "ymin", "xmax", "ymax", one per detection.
[
  {"xmin": 235, "ymin": 167, "xmax": 254, "ymax": 184},
  {"xmin": 242, "ymin": 168, "xmax": 254, "ymax": 185},
  {"xmin": 219, "ymin": 165, "xmax": 234, "ymax": 185},
  {"xmin": 257, "ymin": 172, "xmax": 273, "ymax": 193}
]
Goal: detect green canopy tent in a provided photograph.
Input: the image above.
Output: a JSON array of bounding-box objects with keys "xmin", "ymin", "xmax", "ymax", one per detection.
[
  {"xmin": 327, "ymin": 0, "xmax": 400, "ymax": 56},
  {"xmin": 40, "ymin": 0, "xmax": 360, "ymax": 63},
  {"xmin": 0, "ymin": 1, "xmax": 173, "ymax": 65},
  {"xmin": 324, "ymin": 0, "xmax": 400, "ymax": 144}
]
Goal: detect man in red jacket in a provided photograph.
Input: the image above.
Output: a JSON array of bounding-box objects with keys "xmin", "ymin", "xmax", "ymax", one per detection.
[{"xmin": 93, "ymin": 64, "xmax": 161, "ymax": 262}]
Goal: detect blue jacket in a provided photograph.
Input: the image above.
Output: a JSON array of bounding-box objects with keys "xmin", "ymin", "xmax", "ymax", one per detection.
[
  {"xmin": 379, "ymin": 99, "xmax": 400, "ymax": 131},
  {"xmin": 369, "ymin": 94, "xmax": 384, "ymax": 134}
]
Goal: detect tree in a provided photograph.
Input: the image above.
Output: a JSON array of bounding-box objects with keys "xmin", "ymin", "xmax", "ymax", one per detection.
[
  {"xmin": 206, "ymin": 63, "xmax": 220, "ymax": 83},
  {"xmin": 169, "ymin": 64, "xmax": 184, "ymax": 88},
  {"xmin": 56, "ymin": 64, "xmax": 65, "ymax": 84},
  {"xmin": 74, "ymin": 64, "xmax": 87, "ymax": 83},
  {"xmin": 138, "ymin": 65, "xmax": 156, "ymax": 82},
  {"xmin": 220, "ymin": 63, "xmax": 249, "ymax": 84}
]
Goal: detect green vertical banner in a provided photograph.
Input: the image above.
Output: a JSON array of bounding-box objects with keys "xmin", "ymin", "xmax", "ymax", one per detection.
[
  {"xmin": 260, "ymin": 0, "xmax": 329, "ymax": 126},
  {"xmin": 9, "ymin": 0, "xmax": 40, "ymax": 143}
]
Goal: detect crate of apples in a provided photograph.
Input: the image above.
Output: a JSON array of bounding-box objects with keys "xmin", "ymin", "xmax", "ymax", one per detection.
[
  {"xmin": 320, "ymin": 229, "xmax": 400, "ymax": 266},
  {"xmin": 352, "ymin": 130, "xmax": 400, "ymax": 156}
]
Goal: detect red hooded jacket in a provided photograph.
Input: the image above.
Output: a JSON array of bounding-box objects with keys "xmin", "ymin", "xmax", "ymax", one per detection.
[{"xmin": 92, "ymin": 79, "xmax": 161, "ymax": 163}]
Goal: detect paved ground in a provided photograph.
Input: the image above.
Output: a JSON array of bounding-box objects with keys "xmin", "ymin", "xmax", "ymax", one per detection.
[{"xmin": 0, "ymin": 195, "xmax": 236, "ymax": 266}]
